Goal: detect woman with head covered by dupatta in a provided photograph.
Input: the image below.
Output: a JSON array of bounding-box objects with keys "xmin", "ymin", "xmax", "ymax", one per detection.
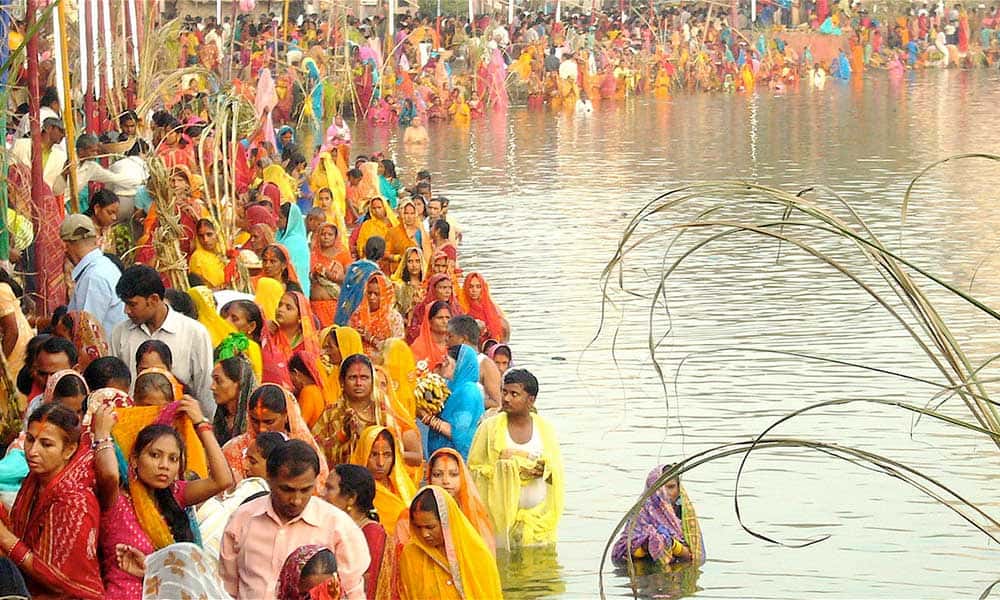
[
  {"xmin": 349, "ymin": 425, "xmax": 417, "ymax": 535},
  {"xmin": 421, "ymin": 345, "xmax": 483, "ymax": 461},
  {"xmin": 277, "ymin": 544, "xmax": 342, "ymax": 600},
  {"xmin": 398, "ymin": 486, "xmax": 502, "ymax": 600},
  {"xmin": 350, "ymin": 272, "xmax": 406, "ymax": 355},
  {"xmin": 277, "ymin": 203, "xmax": 312, "ymax": 298},
  {"xmin": 0, "ymin": 404, "xmax": 104, "ymax": 599},
  {"xmin": 405, "ymin": 273, "xmax": 462, "ymax": 344},
  {"xmin": 460, "ymin": 272, "xmax": 510, "ymax": 344},
  {"xmin": 261, "ymin": 290, "xmax": 319, "ymax": 387},
  {"xmin": 611, "ymin": 464, "xmax": 705, "ymax": 569},
  {"xmin": 318, "ymin": 325, "xmax": 364, "ymax": 402},
  {"xmin": 312, "ymin": 354, "xmax": 421, "ymax": 469},
  {"xmin": 391, "ymin": 247, "xmax": 426, "ymax": 324},
  {"xmin": 221, "ymin": 383, "xmax": 329, "ymax": 492},
  {"xmin": 427, "ymin": 447, "xmax": 495, "ymax": 554}
]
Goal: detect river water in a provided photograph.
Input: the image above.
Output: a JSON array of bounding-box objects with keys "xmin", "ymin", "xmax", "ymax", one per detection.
[{"xmin": 353, "ymin": 69, "xmax": 1000, "ymax": 598}]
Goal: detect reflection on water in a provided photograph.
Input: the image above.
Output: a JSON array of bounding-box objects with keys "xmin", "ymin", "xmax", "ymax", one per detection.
[
  {"xmin": 613, "ymin": 561, "xmax": 703, "ymax": 600},
  {"xmin": 497, "ymin": 545, "xmax": 566, "ymax": 599},
  {"xmin": 355, "ymin": 69, "xmax": 1000, "ymax": 598}
]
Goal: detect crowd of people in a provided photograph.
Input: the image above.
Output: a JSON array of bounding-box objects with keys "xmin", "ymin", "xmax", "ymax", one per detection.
[{"xmin": 169, "ymin": 0, "xmax": 1000, "ymax": 128}]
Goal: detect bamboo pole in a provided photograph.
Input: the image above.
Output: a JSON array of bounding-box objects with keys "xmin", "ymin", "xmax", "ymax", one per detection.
[
  {"xmin": 25, "ymin": 0, "xmax": 44, "ymax": 217},
  {"xmin": 58, "ymin": 0, "xmax": 80, "ymax": 211}
]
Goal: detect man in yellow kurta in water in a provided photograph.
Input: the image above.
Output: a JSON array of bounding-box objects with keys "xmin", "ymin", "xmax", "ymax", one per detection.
[{"xmin": 468, "ymin": 368, "xmax": 564, "ymax": 549}]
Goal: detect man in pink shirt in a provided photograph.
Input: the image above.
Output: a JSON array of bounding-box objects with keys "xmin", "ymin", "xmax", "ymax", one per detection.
[{"xmin": 221, "ymin": 440, "xmax": 370, "ymax": 599}]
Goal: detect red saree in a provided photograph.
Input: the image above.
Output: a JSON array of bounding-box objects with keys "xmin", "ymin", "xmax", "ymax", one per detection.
[{"xmin": 6, "ymin": 436, "xmax": 103, "ymax": 599}]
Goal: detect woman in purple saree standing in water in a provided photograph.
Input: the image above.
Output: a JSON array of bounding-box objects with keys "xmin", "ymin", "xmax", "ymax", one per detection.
[{"xmin": 612, "ymin": 464, "xmax": 705, "ymax": 569}]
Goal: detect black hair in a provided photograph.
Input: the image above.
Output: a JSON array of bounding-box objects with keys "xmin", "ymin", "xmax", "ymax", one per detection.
[
  {"xmin": 136, "ymin": 340, "xmax": 174, "ymax": 370},
  {"xmin": 164, "ymin": 288, "xmax": 198, "ymax": 320},
  {"xmin": 196, "ymin": 218, "xmax": 215, "ymax": 232},
  {"xmin": 279, "ymin": 203, "xmax": 291, "ymax": 221},
  {"xmin": 187, "ymin": 272, "xmax": 207, "ymax": 288},
  {"xmin": 409, "ymin": 487, "xmax": 440, "ymax": 519},
  {"xmin": 417, "ymin": 169, "xmax": 431, "ymax": 181},
  {"xmin": 83, "ymin": 356, "xmax": 131, "ymax": 391},
  {"xmin": 132, "ymin": 424, "xmax": 195, "ymax": 543},
  {"xmin": 432, "ymin": 220, "xmax": 451, "ymax": 239},
  {"xmin": 0, "ymin": 268, "xmax": 23, "ymax": 300},
  {"xmin": 286, "ymin": 153, "xmax": 307, "ymax": 172},
  {"xmin": 53, "ymin": 372, "xmax": 88, "ymax": 402},
  {"xmin": 27, "ymin": 402, "xmax": 81, "ymax": 444},
  {"xmin": 47, "ymin": 305, "xmax": 70, "ymax": 334},
  {"xmin": 363, "ymin": 236, "xmax": 386, "ymax": 262},
  {"xmin": 119, "ymin": 110, "xmax": 138, "ymax": 126},
  {"xmin": 447, "ymin": 315, "xmax": 480, "ymax": 346},
  {"xmin": 266, "ymin": 438, "xmax": 320, "ymax": 478},
  {"xmin": 40, "ymin": 86, "xmax": 59, "ymax": 108},
  {"xmin": 503, "ymin": 368, "xmax": 539, "ymax": 397},
  {"xmin": 116, "ymin": 265, "xmax": 166, "ymax": 301},
  {"xmin": 76, "ymin": 133, "xmax": 100, "ymax": 151},
  {"xmin": 428, "ymin": 300, "xmax": 452, "ymax": 322},
  {"xmin": 333, "ymin": 464, "xmax": 378, "ymax": 521},
  {"xmin": 400, "ymin": 249, "xmax": 424, "ymax": 284},
  {"xmin": 288, "ymin": 353, "xmax": 316, "ymax": 383},
  {"xmin": 492, "ymin": 344, "xmax": 512, "ymax": 361},
  {"xmin": 301, "ymin": 548, "xmax": 338, "ymax": 579},
  {"xmin": 338, "ymin": 353, "xmax": 373, "ymax": 383},
  {"xmin": 255, "ymin": 430, "xmax": 286, "ymax": 460},
  {"xmin": 380, "ymin": 159, "xmax": 397, "ymax": 179},
  {"xmin": 134, "ymin": 371, "xmax": 175, "ymax": 404},
  {"xmin": 347, "ymin": 168, "xmax": 362, "ymax": 179},
  {"xmin": 38, "ymin": 335, "xmax": 79, "ymax": 366},
  {"xmin": 250, "ymin": 384, "xmax": 288, "ymax": 414},
  {"xmin": 84, "ymin": 189, "xmax": 120, "ymax": 218},
  {"xmin": 447, "ymin": 344, "xmax": 462, "ymax": 361},
  {"xmin": 151, "ymin": 110, "xmax": 174, "ymax": 128},
  {"xmin": 220, "ymin": 300, "xmax": 264, "ymax": 343}
]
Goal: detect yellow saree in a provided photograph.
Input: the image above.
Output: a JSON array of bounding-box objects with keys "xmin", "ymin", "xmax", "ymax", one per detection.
[
  {"xmin": 398, "ymin": 486, "xmax": 503, "ymax": 600},
  {"xmin": 349, "ymin": 425, "xmax": 416, "ymax": 535}
]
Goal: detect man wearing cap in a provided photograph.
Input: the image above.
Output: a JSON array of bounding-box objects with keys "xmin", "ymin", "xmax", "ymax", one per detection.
[
  {"xmin": 61, "ymin": 214, "xmax": 127, "ymax": 337},
  {"xmin": 10, "ymin": 117, "xmax": 66, "ymax": 190}
]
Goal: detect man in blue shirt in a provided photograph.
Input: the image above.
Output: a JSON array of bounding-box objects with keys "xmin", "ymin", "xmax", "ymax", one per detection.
[{"xmin": 60, "ymin": 214, "xmax": 127, "ymax": 336}]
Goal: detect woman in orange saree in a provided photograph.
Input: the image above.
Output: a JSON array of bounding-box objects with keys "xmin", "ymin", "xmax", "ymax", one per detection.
[
  {"xmin": 350, "ymin": 273, "xmax": 406, "ymax": 355},
  {"xmin": 460, "ymin": 272, "xmax": 510, "ymax": 344}
]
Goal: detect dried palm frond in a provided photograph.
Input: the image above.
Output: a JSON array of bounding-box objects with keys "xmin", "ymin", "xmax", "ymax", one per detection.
[
  {"xmin": 595, "ymin": 155, "xmax": 1000, "ymax": 597},
  {"xmin": 145, "ymin": 157, "xmax": 189, "ymax": 290}
]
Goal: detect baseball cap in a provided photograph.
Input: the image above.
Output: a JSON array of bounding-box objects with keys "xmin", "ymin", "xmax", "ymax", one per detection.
[{"xmin": 59, "ymin": 214, "xmax": 98, "ymax": 242}]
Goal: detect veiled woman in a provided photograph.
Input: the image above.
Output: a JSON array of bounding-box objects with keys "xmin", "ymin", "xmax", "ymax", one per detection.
[
  {"xmin": 385, "ymin": 200, "xmax": 430, "ymax": 275},
  {"xmin": 460, "ymin": 272, "xmax": 510, "ymax": 344},
  {"xmin": 355, "ymin": 197, "xmax": 394, "ymax": 262},
  {"xmin": 427, "ymin": 448, "xmax": 495, "ymax": 554},
  {"xmin": 0, "ymin": 403, "xmax": 103, "ymax": 599},
  {"xmin": 391, "ymin": 247, "xmax": 426, "ymax": 323},
  {"xmin": 405, "ymin": 273, "xmax": 462, "ymax": 344},
  {"xmin": 188, "ymin": 219, "xmax": 228, "ymax": 289},
  {"xmin": 349, "ymin": 425, "xmax": 417, "ymax": 535},
  {"xmin": 277, "ymin": 203, "xmax": 312, "ymax": 298},
  {"xmin": 311, "ymin": 354, "xmax": 420, "ymax": 468},
  {"xmin": 350, "ymin": 272, "xmax": 406, "ymax": 355},
  {"xmin": 397, "ymin": 486, "xmax": 502, "ymax": 600},
  {"xmin": 611, "ymin": 464, "xmax": 705, "ymax": 568}
]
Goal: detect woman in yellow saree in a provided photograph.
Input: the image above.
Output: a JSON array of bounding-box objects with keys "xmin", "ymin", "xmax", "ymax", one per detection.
[
  {"xmin": 398, "ymin": 486, "xmax": 503, "ymax": 600},
  {"xmin": 254, "ymin": 276, "xmax": 285, "ymax": 321},
  {"xmin": 262, "ymin": 163, "xmax": 298, "ymax": 204},
  {"xmin": 318, "ymin": 324, "xmax": 365, "ymax": 401},
  {"xmin": 349, "ymin": 425, "xmax": 417, "ymax": 535},
  {"xmin": 188, "ymin": 219, "xmax": 228, "ymax": 289},
  {"xmin": 356, "ymin": 197, "xmax": 394, "ymax": 259},
  {"xmin": 309, "ymin": 152, "xmax": 349, "ymax": 237}
]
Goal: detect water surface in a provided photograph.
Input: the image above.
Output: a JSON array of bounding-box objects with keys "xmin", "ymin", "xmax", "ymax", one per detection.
[{"xmin": 355, "ymin": 69, "xmax": 1000, "ymax": 598}]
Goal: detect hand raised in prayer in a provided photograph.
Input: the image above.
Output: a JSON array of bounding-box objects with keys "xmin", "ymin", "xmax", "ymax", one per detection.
[
  {"xmin": 178, "ymin": 394, "xmax": 206, "ymax": 425},
  {"xmin": 115, "ymin": 543, "xmax": 147, "ymax": 578}
]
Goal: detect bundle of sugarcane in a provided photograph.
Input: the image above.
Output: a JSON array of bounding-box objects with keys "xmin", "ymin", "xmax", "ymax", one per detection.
[{"xmin": 145, "ymin": 157, "xmax": 189, "ymax": 290}]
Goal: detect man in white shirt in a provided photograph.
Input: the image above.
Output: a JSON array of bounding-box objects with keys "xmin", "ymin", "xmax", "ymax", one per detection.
[
  {"xmin": 54, "ymin": 134, "xmax": 139, "ymax": 211},
  {"xmin": 10, "ymin": 118, "xmax": 66, "ymax": 190},
  {"xmin": 110, "ymin": 265, "xmax": 216, "ymax": 417}
]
